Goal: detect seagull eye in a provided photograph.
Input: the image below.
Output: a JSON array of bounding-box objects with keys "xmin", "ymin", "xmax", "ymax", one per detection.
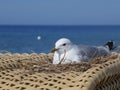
[{"xmin": 62, "ymin": 43, "xmax": 66, "ymax": 46}]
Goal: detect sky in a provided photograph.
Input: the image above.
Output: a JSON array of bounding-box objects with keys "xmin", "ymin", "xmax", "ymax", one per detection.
[{"xmin": 0, "ymin": 0, "xmax": 120, "ymax": 25}]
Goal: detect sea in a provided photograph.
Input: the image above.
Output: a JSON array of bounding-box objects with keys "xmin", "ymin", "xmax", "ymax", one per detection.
[{"xmin": 0, "ymin": 25, "xmax": 120, "ymax": 54}]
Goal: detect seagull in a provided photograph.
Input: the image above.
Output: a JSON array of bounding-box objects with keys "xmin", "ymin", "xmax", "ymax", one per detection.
[{"xmin": 52, "ymin": 38, "xmax": 111, "ymax": 64}]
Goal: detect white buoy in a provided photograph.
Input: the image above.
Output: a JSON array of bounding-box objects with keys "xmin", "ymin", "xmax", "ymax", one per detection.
[{"xmin": 37, "ymin": 36, "xmax": 41, "ymax": 40}]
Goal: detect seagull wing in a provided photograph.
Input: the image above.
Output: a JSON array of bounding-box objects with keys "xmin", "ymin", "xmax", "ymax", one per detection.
[{"xmin": 78, "ymin": 45, "xmax": 109, "ymax": 60}]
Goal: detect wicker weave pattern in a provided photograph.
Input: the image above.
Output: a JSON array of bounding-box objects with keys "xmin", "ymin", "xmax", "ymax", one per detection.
[
  {"xmin": 79, "ymin": 56, "xmax": 120, "ymax": 90},
  {"xmin": 0, "ymin": 53, "xmax": 120, "ymax": 90}
]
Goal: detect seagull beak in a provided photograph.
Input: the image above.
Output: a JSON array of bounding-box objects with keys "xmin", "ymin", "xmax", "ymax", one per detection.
[{"xmin": 51, "ymin": 48, "xmax": 59, "ymax": 53}]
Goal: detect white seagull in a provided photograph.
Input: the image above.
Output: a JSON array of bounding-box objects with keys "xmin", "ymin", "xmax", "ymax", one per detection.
[{"xmin": 52, "ymin": 38, "xmax": 111, "ymax": 64}]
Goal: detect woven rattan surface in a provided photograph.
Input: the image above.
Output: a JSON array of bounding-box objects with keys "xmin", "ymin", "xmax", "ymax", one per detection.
[{"xmin": 0, "ymin": 53, "xmax": 120, "ymax": 90}]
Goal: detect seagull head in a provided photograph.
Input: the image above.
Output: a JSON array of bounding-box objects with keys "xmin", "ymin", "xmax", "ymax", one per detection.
[{"xmin": 51, "ymin": 38, "xmax": 73, "ymax": 54}]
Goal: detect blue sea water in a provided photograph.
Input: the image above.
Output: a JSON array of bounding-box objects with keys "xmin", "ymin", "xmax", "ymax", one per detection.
[{"xmin": 0, "ymin": 25, "xmax": 120, "ymax": 54}]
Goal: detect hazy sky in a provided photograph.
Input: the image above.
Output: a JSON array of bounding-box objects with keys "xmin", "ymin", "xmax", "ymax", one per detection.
[{"xmin": 0, "ymin": 0, "xmax": 120, "ymax": 25}]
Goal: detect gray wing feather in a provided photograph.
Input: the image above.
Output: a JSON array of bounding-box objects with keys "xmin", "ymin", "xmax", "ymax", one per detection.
[{"xmin": 78, "ymin": 45, "xmax": 110, "ymax": 60}]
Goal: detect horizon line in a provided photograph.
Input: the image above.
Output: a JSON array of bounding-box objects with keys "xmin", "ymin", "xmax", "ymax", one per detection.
[{"xmin": 0, "ymin": 24, "xmax": 120, "ymax": 26}]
